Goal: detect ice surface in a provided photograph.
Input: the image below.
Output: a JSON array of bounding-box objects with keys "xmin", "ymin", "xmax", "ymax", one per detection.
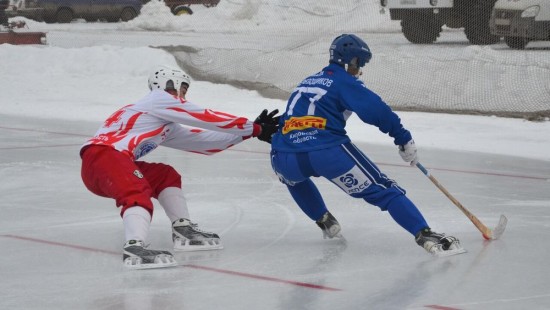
[
  {"xmin": 1, "ymin": 1, "xmax": 549, "ymax": 309},
  {"xmin": 1, "ymin": 114, "xmax": 549, "ymax": 310}
]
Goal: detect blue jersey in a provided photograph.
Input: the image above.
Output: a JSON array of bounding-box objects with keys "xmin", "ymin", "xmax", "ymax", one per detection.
[{"xmin": 271, "ymin": 63, "xmax": 412, "ymax": 152}]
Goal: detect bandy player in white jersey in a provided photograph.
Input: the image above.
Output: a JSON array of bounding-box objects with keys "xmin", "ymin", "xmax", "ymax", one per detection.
[{"xmin": 80, "ymin": 65, "xmax": 279, "ymax": 269}]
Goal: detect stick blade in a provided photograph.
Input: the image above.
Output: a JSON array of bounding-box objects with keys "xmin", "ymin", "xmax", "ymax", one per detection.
[{"xmin": 490, "ymin": 214, "xmax": 508, "ymax": 240}]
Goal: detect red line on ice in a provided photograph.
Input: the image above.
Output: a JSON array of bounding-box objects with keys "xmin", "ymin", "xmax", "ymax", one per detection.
[
  {"xmin": 0, "ymin": 234, "xmax": 342, "ymax": 292},
  {"xmin": 425, "ymin": 305, "xmax": 462, "ymax": 310},
  {"xmin": 185, "ymin": 264, "xmax": 341, "ymax": 291}
]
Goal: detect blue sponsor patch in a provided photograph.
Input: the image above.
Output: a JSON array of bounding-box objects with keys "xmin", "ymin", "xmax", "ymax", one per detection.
[
  {"xmin": 135, "ymin": 141, "xmax": 157, "ymax": 159},
  {"xmin": 332, "ymin": 166, "xmax": 372, "ymax": 195}
]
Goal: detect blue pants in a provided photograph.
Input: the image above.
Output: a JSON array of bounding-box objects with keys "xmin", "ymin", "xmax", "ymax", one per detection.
[{"xmin": 270, "ymin": 142, "xmax": 428, "ymax": 236}]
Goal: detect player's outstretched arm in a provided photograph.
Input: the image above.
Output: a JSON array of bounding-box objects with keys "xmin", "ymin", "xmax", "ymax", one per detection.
[{"xmin": 254, "ymin": 109, "xmax": 280, "ymax": 144}]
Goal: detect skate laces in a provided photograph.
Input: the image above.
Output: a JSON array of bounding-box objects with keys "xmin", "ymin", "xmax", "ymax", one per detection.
[
  {"xmin": 317, "ymin": 213, "xmax": 338, "ymax": 230},
  {"xmin": 439, "ymin": 236, "xmax": 459, "ymax": 250},
  {"xmin": 415, "ymin": 228, "xmax": 461, "ymax": 251},
  {"xmin": 124, "ymin": 240, "xmax": 168, "ymax": 257},
  {"xmin": 415, "ymin": 228, "xmax": 445, "ymax": 246},
  {"xmin": 316, "ymin": 212, "xmax": 336, "ymax": 227},
  {"xmin": 173, "ymin": 219, "xmax": 204, "ymax": 231},
  {"xmin": 124, "ymin": 240, "xmax": 147, "ymax": 249},
  {"xmin": 189, "ymin": 222, "xmax": 208, "ymax": 233},
  {"xmin": 173, "ymin": 219, "xmax": 218, "ymax": 240},
  {"xmin": 181, "ymin": 221, "xmax": 209, "ymax": 234},
  {"xmin": 317, "ymin": 213, "xmax": 329, "ymax": 224},
  {"xmin": 315, "ymin": 212, "xmax": 341, "ymax": 238}
]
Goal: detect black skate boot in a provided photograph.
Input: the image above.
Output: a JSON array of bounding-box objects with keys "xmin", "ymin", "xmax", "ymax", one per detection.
[
  {"xmin": 172, "ymin": 218, "xmax": 223, "ymax": 251},
  {"xmin": 123, "ymin": 240, "xmax": 177, "ymax": 270},
  {"xmin": 316, "ymin": 212, "xmax": 342, "ymax": 239},
  {"xmin": 415, "ymin": 228, "xmax": 466, "ymax": 257}
]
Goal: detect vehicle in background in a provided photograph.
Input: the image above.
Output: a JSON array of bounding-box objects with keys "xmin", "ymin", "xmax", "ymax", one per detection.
[
  {"xmin": 143, "ymin": 0, "xmax": 220, "ymax": 15},
  {"xmin": 5, "ymin": 0, "xmax": 142, "ymax": 23},
  {"xmin": 5, "ymin": 0, "xmax": 45, "ymax": 21},
  {"xmin": 490, "ymin": 0, "xmax": 550, "ymax": 49},
  {"xmin": 379, "ymin": 0, "xmax": 500, "ymax": 45}
]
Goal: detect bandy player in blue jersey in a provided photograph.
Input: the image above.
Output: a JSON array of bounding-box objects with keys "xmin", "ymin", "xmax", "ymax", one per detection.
[{"xmin": 270, "ymin": 34, "xmax": 464, "ymax": 257}]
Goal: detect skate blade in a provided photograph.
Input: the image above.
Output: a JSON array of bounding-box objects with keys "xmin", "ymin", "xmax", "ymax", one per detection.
[
  {"xmin": 323, "ymin": 232, "xmax": 345, "ymax": 240},
  {"xmin": 332, "ymin": 233, "xmax": 345, "ymax": 240},
  {"xmin": 123, "ymin": 255, "xmax": 178, "ymax": 270},
  {"xmin": 173, "ymin": 238, "xmax": 224, "ymax": 252},
  {"xmin": 322, "ymin": 225, "xmax": 343, "ymax": 239},
  {"xmin": 433, "ymin": 247, "xmax": 467, "ymax": 258},
  {"xmin": 334, "ymin": 233, "xmax": 346, "ymax": 242}
]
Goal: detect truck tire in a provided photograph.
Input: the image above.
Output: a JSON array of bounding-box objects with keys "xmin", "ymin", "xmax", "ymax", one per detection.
[
  {"xmin": 401, "ymin": 13, "xmax": 442, "ymax": 44},
  {"xmin": 173, "ymin": 6, "xmax": 193, "ymax": 15},
  {"xmin": 55, "ymin": 8, "xmax": 73, "ymax": 23},
  {"xmin": 120, "ymin": 7, "xmax": 137, "ymax": 21},
  {"xmin": 464, "ymin": 0, "xmax": 500, "ymax": 45},
  {"xmin": 504, "ymin": 36, "xmax": 529, "ymax": 49},
  {"xmin": 43, "ymin": 16, "xmax": 56, "ymax": 24}
]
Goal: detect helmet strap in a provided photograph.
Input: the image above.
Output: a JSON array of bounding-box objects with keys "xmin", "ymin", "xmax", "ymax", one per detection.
[
  {"xmin": 165, "ymin": 89, "xmax": 178, "ymax": 96},
  {"xmin": 346, "ymin": 57, "xmax": 363, "ymax": 78},
  {"xmin": 346, "ymin": 64, "xmax": 362, "ymax": 78},
  {"xmin": 164, "ymin": 80, "xmax": 178, "ymax": 96}
]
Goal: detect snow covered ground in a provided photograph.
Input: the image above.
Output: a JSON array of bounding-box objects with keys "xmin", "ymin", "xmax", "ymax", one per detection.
[
  {"xmin": 1, "ymin": 1, "xmax": 550, "ymax": 309},
  {"xmin": 1, "ymin": 0, "xmax": 549, "ymax": 161}
]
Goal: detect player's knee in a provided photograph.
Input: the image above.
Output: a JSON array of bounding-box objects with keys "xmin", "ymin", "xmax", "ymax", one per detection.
[
  {"xmin": 357, "ymin": 187, "xmax": 406, "ymax": 211},
  {"xmin": 119, "ymin": 196, "xmax": 154, "ymax": 217},
  {"xmin": 156, "ymin": 164, "xmax": 182, "ymax": 192}
]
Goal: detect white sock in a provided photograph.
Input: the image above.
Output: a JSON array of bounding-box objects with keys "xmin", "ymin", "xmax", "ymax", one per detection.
[
  {"xmin": 158, "ymin": 187, "xmax": 190, "ymax": 223},
  {"xmin": 122, "ymin": 206, "xmax": 152, "ymax": 242}
]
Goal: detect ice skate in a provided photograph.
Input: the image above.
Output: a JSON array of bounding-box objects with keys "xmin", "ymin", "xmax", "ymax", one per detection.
[
  {"xmin": 415, "ymin": 228, "xmax": 466, "ymax": 257},
  {"xmin": 316, "ymin": 212, "xmax": 343, "ymax": 239},
  {"xmin": 172, "ymin": 218, "xmax": 223, "ymax": 251},
  {"xmin": 123, "ymin": 240, "xmax": 177, "ymax": 270}
]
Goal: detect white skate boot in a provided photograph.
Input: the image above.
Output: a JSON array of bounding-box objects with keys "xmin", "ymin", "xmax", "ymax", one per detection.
[
  {"xmin": 415, "ymin": 228, "xmax": 466, "ymax": 257},
  {"xmin": 316, "ymin": 212, "xmax": 343, "ymax": 239},
  {"xmin": 122, "ymin": 240, "xmax": 177, "ymax": 270},
  {"xmin": 172, "ymin": 218, "xmax": 223, "ymax": 251}
]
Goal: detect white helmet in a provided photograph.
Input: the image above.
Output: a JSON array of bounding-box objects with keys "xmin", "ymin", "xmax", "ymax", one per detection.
[{"xmin": 148, "ymin": 65, "xmax": 191, "ymax": 92}]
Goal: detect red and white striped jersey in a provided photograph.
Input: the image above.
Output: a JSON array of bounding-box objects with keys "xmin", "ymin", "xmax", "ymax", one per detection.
[{"xmin": 82, "ymin": 90, "xmax": 256, "ymax": 160}]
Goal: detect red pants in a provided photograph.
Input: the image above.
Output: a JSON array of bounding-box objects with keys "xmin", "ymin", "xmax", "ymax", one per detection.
[{"xmin": 80, "ymin": 145, "xmax": 182, "ymax": 217}]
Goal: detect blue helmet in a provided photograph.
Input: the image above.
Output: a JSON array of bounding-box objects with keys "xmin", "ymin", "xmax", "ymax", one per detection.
[{"xmin": 329, "ymin": 34, "xmax": 372, "ymax": 67}]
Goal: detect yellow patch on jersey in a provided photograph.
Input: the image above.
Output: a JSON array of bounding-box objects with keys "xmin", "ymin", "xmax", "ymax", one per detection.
[{"xmin": 282, "ymin": 116, "xmax": 327, "ymax": 134}]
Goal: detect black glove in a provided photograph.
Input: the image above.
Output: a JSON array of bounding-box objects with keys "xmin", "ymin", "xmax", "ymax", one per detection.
[
  {"xmin": 254, "ymin": 109, "xmax": 280, "ymax": 144},
  {"xmin": 255, "ymin": 109, "xmax": 279, "ymax": 125}
]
